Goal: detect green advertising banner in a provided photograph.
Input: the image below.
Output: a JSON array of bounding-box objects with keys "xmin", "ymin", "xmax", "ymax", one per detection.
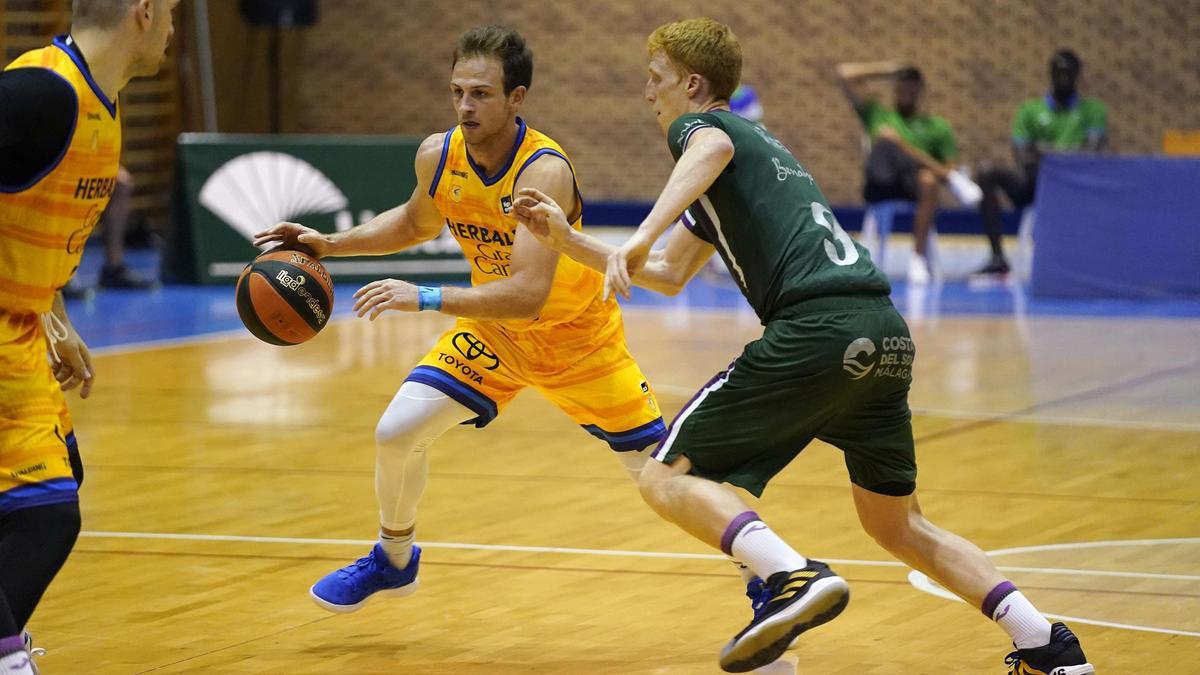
[{"xmin": 165, "ymin": 133, "xmax": 469, "ymax": 284}]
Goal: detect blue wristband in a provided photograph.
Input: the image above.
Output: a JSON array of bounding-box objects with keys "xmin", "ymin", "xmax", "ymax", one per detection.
[{"xmin": 417, "ymin": 285, "xmax": 443, "ymax": 312}]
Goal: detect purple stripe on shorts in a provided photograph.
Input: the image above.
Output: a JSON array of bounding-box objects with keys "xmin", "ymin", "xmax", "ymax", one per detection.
[
  {"xmin": 0, "ymin": 634, "xmax": 24, "ymax": 655},
  {"xmin": 720, "ymin": 511, "xmax": 762, "ymax": 556},
  {"xmin": 655, "ymin": 362, "xmax": 735, "ymax": 455},
  {"xmin": 981, "ymin": 581, "xmax": 1017, "ymax": 619}
]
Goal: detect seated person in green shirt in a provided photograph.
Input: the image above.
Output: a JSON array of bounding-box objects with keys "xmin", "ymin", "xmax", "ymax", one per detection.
[
  {"xmin": 836, "ymin": 61, "xmax": 980, "ymax": 284},
  {"xmin": 974, "ymin": 49, "xmax": 1108, "ymax": 276}
]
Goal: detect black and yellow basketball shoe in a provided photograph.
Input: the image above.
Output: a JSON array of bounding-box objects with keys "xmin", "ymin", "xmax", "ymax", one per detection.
[
  {"xmin": 1004, "ymin": 623, "xmax": 1095, "ymax": 674},
  {"xmin": 718, "ymin": 560, "xmax": 850, "ymax": 672}
]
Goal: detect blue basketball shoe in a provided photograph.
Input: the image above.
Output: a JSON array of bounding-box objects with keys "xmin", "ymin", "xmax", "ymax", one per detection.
[{"xmin": 310, "ymin": 544, "xmax": 421, "ymax": 613}]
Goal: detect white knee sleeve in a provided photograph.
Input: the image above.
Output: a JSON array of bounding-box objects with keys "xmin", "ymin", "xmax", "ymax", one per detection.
[
  {"xmin": 616, "ymin": 447, "xmax": 652, "ymax": 482},
  {"xmin": 374, "ymin": 381, "xmax": 474, "ymax": 530}
]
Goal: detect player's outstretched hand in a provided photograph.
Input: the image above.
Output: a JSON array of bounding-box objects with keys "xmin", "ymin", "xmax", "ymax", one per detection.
[
  {"xmin": 513, "ymin": 187, "xmax": 572, "ymax": 250},
  {"xmin": 605, "ymin": 232, "xmax": 653, "ymax": 300},
  {"xmin": 252, "ymin": 222, "xmax": 333, "ymax": 258},
  {"xmin": 50, "ymin": 328, "xmax": 94, "ymax": 399},
  {"xmin": 353, "ymin": 279, "xmax": 419, "ymax": 320}
]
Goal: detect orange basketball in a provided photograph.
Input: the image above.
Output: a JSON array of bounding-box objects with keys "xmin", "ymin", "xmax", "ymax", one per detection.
[{"xmin": 235, "ymin": 249, "xmax": 335, "ymax": 346}]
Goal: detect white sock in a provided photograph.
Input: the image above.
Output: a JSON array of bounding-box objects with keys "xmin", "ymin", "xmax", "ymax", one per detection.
[
  {"xmin": 729, "ymin": 557, "xmax": 759, "ymax": 584},
  {"xmin": 379, "ymin": 527, "xmax": 415, "ymax": 569},
  {"xmin": 0, "ymin": 650, "xmax": 33, "ymax": 675},
  {"xmin": 992, "ymin": 590, "xmax": 1052, "ymax": 649},
  {"xmin": 724, "ymin": 514, "xmax": 807, "ymax": 580}
]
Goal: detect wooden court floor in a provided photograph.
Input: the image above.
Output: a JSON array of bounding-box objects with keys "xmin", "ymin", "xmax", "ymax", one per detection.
[{"xmin": 28, "ymin": 305, "xmax": 1200, "ymax": 673}]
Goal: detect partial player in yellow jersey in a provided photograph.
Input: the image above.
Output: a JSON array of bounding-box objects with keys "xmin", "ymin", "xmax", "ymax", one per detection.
[
  {"xmin": 0, "ymin": 1, "xmax": 177, "ymax": 672},
  {"xmin": 254, "ymin": 25, "xmax": 667, "ymax": 613}
]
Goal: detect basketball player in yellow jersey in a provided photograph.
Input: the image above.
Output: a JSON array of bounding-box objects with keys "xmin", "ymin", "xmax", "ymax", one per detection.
[
  {"xmin": 0, "ymin": 2, "xmax": 176, "ymax": 671},
  {"xmin": 254, "ymin": 25, "xmax": 667, "ymax": 612}
]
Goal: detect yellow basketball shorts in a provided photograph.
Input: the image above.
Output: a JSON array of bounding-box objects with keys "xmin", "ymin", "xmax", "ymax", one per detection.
[
  {"xmin": 405, "ymin": 318, "xmax": 666, "ymax": 451},
  {"xmin": 0, "ymin": 312, "xmax": 79, "ymax": 516}
]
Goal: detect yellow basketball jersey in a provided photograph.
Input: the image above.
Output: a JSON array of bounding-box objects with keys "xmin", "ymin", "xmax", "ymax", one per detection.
[
  {"xmin": 430, "ymin": 118, "xmax": 621, "ymax": 350},
  {"xmin": 0, "ymin": 36, "xmax": 122, "ymax": 314}
]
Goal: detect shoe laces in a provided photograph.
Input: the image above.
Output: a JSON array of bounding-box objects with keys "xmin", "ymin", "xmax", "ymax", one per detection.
[
  {"xmin": 336, "ymin": 554, "xmax": 377, "ymax": 581},
  {"xmin": 745, "ymin": 579, "xmax": 768, "ymax": 617},
  {"xmin": 1004, "ymin": 651, "xmax": 1022, "ymax": 673}
]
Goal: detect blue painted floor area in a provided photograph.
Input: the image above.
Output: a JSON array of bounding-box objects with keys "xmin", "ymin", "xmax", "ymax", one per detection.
[{"xmin": 66, "ymin": 248, "xmax": 1200, "ymax": 350}]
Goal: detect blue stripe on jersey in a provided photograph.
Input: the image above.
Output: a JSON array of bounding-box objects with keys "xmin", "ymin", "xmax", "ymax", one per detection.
[
  {"xmin": 466, "ymin": 117, "xmax": 528, "ymax": 186},
  {"xmin": 513, "ymin": 147, "xmax": 584, "ymax": 224},
  {"xmin": 404, "ymin": 365, "xmax": 499, "ymax": 427},
  {"xmin": 427, "ymin": 129, "xmax": 455, "ymax": 197},
  {"xmin": 514, "ymin": 148, "xmax": 569, "ymax": 185},
  {"xmin": 53, "ymin": 35, "xmax": 116, "ymax": 118},
  {"xmin": 0, "ymin": 477, "xmax": 79, "ymax": 516},
  {"xmin": 581, "ymin": 417, "xmax": 667, "ymax": 451}
]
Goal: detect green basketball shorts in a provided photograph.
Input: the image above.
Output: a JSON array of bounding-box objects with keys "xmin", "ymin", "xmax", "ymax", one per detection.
[{"xmin": 652, "ymin": 295, "xmax": 917, "ymax": 497}]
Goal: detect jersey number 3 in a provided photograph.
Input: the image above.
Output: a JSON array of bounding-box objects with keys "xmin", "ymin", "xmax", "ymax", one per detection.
[{"xmin": 811, "ymin": 202, "xmax": 859, "ymax": 266}]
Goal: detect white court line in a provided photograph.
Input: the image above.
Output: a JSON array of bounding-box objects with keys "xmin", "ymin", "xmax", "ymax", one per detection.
[
  {"xmin": 652, "ymin": 383, "xmax": 1200, "ymax": 432},
  {"xmin": 78, "ymin": 530, "xmax": 1200, "ymax": 583},
  {"xmin": 907, "ymin": 571, "xmax": 1200, "ymax": 638},
  {"xmin": 987, "ymin": 537, "xmax": 1200, "ymax": 556},
  {"xmin": 79, "ymin": 531, "xmax": 1200, "ymax": 636},
  {"xmin": 909, "ymin": 537, "xmax": 1200, "ymax": 638},
  {"xmin": 77, "ymin": 530, "xmax": 897, "ymax": 567}
]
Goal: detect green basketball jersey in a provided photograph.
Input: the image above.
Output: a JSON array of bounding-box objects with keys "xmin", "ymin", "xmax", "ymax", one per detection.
[
  {"xmin": 668, "ymin": 110, "xmax": 890, "ymax": 322},
  {"xmin": 1011, "ymin": 95, "xmax": 1108, "ymax": 149},
  {"xmin": 857, "ymin": 100, "xmax": 958, "ymax": 162}
]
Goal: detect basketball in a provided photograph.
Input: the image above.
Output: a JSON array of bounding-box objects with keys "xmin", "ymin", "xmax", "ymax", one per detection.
[{"xmin": 236, "ymin": 248, "xmax": 334, "ymax": 345}]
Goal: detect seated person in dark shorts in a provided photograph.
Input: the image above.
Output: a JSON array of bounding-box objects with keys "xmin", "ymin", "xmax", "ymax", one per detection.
[
  {"xmin": 836, "ymin": 60, "xmax": 980, "ymax": 283},
  {"xmin": 973, "ymin": 49, "xmax": 1108, "ymax": 276}
]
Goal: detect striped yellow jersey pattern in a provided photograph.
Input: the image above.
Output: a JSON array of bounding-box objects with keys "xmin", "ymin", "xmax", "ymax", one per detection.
[
  {"xmin": 1, "ymin": 37, "xmax": 122, "ymax": 315},
  {"xmin": 430, "ymin": 118, "xmax": 622, "ymax": 356}
]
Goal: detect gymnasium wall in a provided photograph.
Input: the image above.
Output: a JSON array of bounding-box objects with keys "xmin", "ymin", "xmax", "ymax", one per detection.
[{"xmin": 287, "ymin": 1, "xmax": 1200, "ymax": 204}]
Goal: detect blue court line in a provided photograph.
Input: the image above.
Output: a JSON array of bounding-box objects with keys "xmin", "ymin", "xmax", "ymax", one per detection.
[{"xmin": 62, "ymin": 248, "xmax": 1200, "ymax": 350}]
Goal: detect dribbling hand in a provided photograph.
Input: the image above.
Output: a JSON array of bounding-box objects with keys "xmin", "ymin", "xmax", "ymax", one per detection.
[{"xmin": 252, "ymin": 222, "xmax": 333, "ymax": 258}]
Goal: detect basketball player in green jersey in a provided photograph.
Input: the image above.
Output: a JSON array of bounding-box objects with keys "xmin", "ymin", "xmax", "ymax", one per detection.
[{"xmin": 514, "ymin": 18, "xmax": 1094, "ymax": 675}]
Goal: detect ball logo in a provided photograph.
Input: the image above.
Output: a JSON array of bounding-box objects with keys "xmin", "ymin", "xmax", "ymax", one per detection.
[
  {"xmin": 273, "ymin": 269, "xmax": 328, "ymax": 324},
  {"xmin": 275, "ymin": 270, "xmax": 306, "ymax": 291},
  {"xmin": 842, "ymin": 337, "xmax": 877, "ymax": 380}
]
